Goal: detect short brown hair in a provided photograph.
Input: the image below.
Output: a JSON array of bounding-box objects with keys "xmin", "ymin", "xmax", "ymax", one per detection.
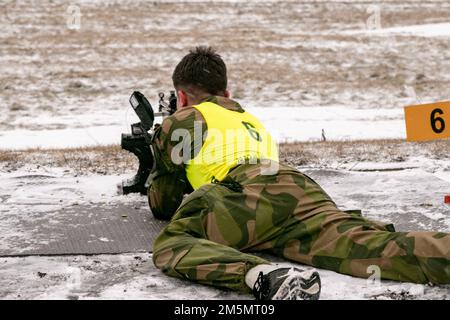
[{"xmin": 172, "ymin": 46, "xmax": 227, "ymax": 96}]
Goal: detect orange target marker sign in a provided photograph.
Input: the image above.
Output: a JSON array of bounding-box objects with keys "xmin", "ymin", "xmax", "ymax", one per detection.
[{"xmin": 404, "ymin": 101, "xmax": 450, "ymax": 141}]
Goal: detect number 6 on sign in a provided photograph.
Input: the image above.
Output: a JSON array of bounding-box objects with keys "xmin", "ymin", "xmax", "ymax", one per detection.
[{"xmin": 404, "ymin": 101, "xmax": 450, "ymax": 141}]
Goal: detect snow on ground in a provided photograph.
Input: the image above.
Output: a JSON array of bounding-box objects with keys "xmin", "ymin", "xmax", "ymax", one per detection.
[
  {"xmin": 0, "ymin": 165, "xmax": 147, "ymax": 254},
  {"xmin": 0, "ymin": 106, "xmax": 407, "ymax": 149},
  {"xmin": 0, "ymin": 253, "xmax": 448, "ymax": 300},
  {"xmin": 436, "ymin": 171, "xmax": 450, "ymax": 183},
  {"xmin": 346, "ymin": 22, "xmax": 450, "ymax": 37},
  {"xmin": 0, "ymin": 156, "xmax": 449, "ymax": 299},
  {"xmin": 1, "ymin": 1, "xmax": 450, "ymax": 150},
  {"xmin": 0, "ymin": 166, "xmax": 139, "ymax": 215},
  {"xmin": 1, "ymin": 0, "xmax": 449, "ymax": 300}
]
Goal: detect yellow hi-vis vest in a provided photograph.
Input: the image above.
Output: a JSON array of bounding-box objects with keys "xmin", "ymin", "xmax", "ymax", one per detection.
[{"xmin": 185, "ymin": 102, "xmax": 279, "ymax": 190}]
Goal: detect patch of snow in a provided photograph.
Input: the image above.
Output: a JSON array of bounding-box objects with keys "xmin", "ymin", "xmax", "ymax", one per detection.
[
  {"xmin": 435, "ymin": 171, "xmax": 450, "ymax": 183},
  {"xmin": 1, "ymin": 159, "xmax": 449, "ymax": 299},
  {"xmin": 0, "ymin": 106, "xmax": 406, "ymax": 149},
  {"xmin": 346, "ymin": 22, "xmax": 450, "ymax": 37},
  {"xmin": 0, "ymin": 168, "xmax": 140, "ymax": 212},
  {"xmin": 0, "ymin": 253, "xmax": 448, "ymax": 300}
]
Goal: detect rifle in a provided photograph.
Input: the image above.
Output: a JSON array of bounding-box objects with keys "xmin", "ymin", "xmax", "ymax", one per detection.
[{"xmin": 120, "ymin": 91, "xmax": 177, "ymax": 195}]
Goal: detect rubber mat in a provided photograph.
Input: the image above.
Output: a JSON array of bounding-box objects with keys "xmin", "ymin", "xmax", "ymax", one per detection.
[
  {"xmin": 0, "ymin": 204, "xmax": 167, "ymax": 257},
  {"xmin": 2, "ymin": 168, "xmax": 448, "ymax": 257}
]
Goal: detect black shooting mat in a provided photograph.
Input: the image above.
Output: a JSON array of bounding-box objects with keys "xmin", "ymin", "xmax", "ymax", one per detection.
[
  {"xmin": 1, "ymin": 168, "xmax": 449, "ymax": 257},
  {"xmin": 0, "ymin": 203, "xmax": 168, "ymax": 257},
  {"xmin": 0, "ymin": 172, "xmax": 168, "ymax": 257}
]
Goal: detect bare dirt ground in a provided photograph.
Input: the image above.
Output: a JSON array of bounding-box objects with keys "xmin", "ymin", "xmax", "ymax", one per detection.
[{"xmin": 1, "ymin": 0, "xmax": 450, "ymax": 131}]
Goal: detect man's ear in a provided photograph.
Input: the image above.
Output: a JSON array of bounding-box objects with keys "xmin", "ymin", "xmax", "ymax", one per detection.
[
  {"xmin": 177, "ymin": 90, "xmax": 189, "ymax": 109},
  {"xmin": 224, "ymin": 90, "xmax": 231, "ymax": 98}
]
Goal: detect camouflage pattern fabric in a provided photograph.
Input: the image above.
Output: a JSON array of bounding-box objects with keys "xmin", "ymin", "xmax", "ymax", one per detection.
[
  {"xmin": 148, "ymin": 96, "xmax": 243, "ymax": 220},
  {"xmin": 152, "ymin": 162, "xmax": 450, "ymax": 292},
  {"xmin": 149, "ymin": 96, "xmax": 449, "ymax": 292}
]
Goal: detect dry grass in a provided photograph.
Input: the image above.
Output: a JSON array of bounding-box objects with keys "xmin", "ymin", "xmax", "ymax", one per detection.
[
  {"xmin": 280, "ymin": 139, "xmax": 450, "ymax": 167},
  {"xmin": 0, "ymin": 145, "xmax": 137, "ymax": 175},
  {"xmin": 0, "ymin": 151, "xmax": 20, "ymax": 163},
  {"xmin": 1, "ymin": 1, "xmax": 450, "ymax": 132},
  {"xmin": 1, "ymin": 139, "xmax": 449, "ymax": 174}
]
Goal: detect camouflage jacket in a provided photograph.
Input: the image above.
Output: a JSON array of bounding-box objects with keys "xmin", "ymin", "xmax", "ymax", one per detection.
[{"xmin": 148, "ymin": 96, "xmax": 246, "ymax": 220}]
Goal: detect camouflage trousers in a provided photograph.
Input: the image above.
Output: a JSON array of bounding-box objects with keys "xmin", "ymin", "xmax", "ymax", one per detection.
[{"xmin": 152, "ymin": 163, "xmax": 450, "ymax": 292}]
